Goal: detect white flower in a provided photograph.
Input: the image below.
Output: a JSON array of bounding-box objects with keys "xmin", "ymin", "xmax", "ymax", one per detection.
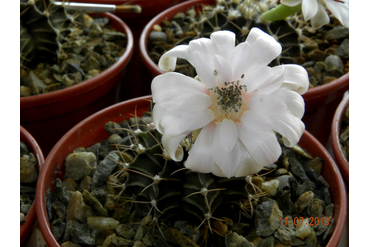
[
  {"xmin": 151, "ymin": 28, "xmax": 309, "ymax": 178},
  {"xmin": 282, "ymin": 0, "xmax": 349, "ymax": 28}
]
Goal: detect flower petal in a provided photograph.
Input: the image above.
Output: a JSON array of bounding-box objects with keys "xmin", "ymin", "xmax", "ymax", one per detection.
[
  {"xmin": 272, "ymin": 112, "xmax": 305, "ymax": 147},
  {"xmin": 191, "ymin": 51, "xmax": 219, "ymax": 88},
  {"xmin": 281, "ymin": 0, "xmax": 302, "ymax": 7},
  {"xmin": 160, "ymin": 93, "xmax": 212, "ymax": 113},
  {"xmin": 152, "ymin": 72, "xmax": 208, "ymax": 105},
  {"xmin": 247, "ymin": 94, "xmax": 305, "ymax": 147},
  {"xmin": 185, "ymin": 123, "xmax": 216, "ymax": 173},
  {"xmin": 209, "ymin": 30, "xmax": 235, "ymax": 61},
  {"xmin": 219, "ymin": 119, "xmax": 238, "ymax": 153},
  {"xmin": 160, "ymin": 108, "xmax": 215, "ymax": 136},
  {"xmin": 302, "ymin": 0, "xmax": 319, "ymax": 20},
  {"xmin": 213, "ymin": 54, "xmax": 234, "ymax": 86},
  {"xmin": 237, "ymin": 122, "xmax": 282, "ymax": 168},
  {"xmin": 244, "ymin": 66, "xmax": 285, "ymax": 94},
  {"xmin": 212, "ymin": 123, "xmax": 241, "ymax": 178},
  {"xmin": 231, "ymin": 28, "xmax": 282, "ymax": 74},
  {"xmin": 158, "ymin": 45, "xmax": 190, "ymax": 72},
  {"xmin": 310, "ymin": 3, "xmax": 330, "ymax": 28},
  {"xmin": 152, "ymin": 104, "xmax": 166, "ymax": 133},
  {"xmin": 233, "ymin": 149, "xmax": 262, "ymax": 177},
  {"xmin": 324, "ymin": 0, "xmax": 349, "ymax": 28},
  {"xmin": 272, "ymin": 88, "xmax": 305, "ymax": 119},
  {"xmin": 277, "ymin": 64, "xmax": 309, "ymax": 94},
  {"xmin": 162, "ymin": 133, "xmax": 187, "ymax": 161},
  {"xmin": 240, "ymin": 108, "xmax": 273, "ymax": 132},
  {"xmin": 188, "ymin": 38, "xmax": 219, "ymax": 87}
]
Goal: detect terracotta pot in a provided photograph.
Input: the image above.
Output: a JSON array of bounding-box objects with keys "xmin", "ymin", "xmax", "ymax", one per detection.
[
  {"xmin": 20, "ymin": 126, "xmax": 45, "ymax": 244},
  {"xmin": 20, "ymin": 12, "xmax": 134, "ymax": 156},
  {"xmin": 139, "ymin": 0, "xmax": 349, "ymax": 145},
  {"xmin": 36, "ymin": 95, "xmax": 347, "ymax": 247},
  {"xmin": 331, "ymin": 93, "xmax": 349, "ymax": 182}
]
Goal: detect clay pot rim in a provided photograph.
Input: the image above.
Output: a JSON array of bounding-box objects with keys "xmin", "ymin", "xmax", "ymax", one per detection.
[
  {"xmin": 20, "ymin": 125, "xmax": 45, "ymax": 243},
  {"xmin": 331, "ymin": 93, "xmax": 349, "ymax": 181},
  {"xmin": 36, "ymin": 95, "xmax": 347, "ymax": 247},
  {"xmin": 138, "ymin": 0, "xmax": 349, "ymax": 99},
  {"xmin": 20, "ymin": 12, "xmax": 134, "ymax": 109}
]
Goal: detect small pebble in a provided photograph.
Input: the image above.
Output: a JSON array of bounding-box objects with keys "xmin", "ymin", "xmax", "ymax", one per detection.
[
  {"xmin": 149, "ymin": 31, "xmax": 167, "ymax": 42},
  {"xmin": 152, "ymin": 24, "xmax": 162, "ymax": 32},
  {"xmin": 65, "ymin": 152, "xmax": 97, "ymax": 181},
  {"xmin": 261, "ymin": 180, "xmax": 279, "ymax": 196},
  {"xmin": 20, "ymin": 86, "xmax": 32, "ymax": 97},
  {"xmin": 295, "ymin": 218, "xmax": 311, "ymax": 239},
  {"xmin": 295, "ymin": 191, "xmax": 314, "ymax": 213},
  {"xmin": 324, "ymin": 55, "xmax": 344, "ymax": 71},
  {"xmin": 87, "ymin": 216, "xmax": 120, "ymax": 230}
]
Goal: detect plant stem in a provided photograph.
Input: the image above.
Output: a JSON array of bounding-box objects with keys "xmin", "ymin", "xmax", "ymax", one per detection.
[{"xmin": 261, "ymin": 4, "xmax": 301, "ymax": 22}]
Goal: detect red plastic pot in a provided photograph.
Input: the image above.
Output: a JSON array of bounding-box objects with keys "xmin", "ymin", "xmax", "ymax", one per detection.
[
  {"xmin": 36, "ymin": 95, "xmax": 346, "ymax": 247},
  {"xmin": 139, "ymin": 0, "xmax": 349, "ymax": 145},
  {"xmin": 20, "ymin": 126, "xmax": 45, "ymax": 244},
  {"xmin": 301, "ymin": 74, "xmax": 349, "ymax": 146},
  {"xmin": 20, "ymin": 12, "xmax": 134, "ymax": 156},
  {"xmin": 331, "ymin": 93, "xmax": 349, "ymax": 182}
]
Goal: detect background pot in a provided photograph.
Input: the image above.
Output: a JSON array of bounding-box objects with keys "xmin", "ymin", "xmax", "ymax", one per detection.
[
  {"xmin": 68, "ymin": 0, "xmax": 188, "ymax": 101},
  {"xmin": 302, "ymin": 74, "xmax": 349, "ymax": 146},
  {"xmin": 69, "ymin": 0, "xmax": 187, "ymax": 19},
  {"xmin": 139, "ymin": 0, "xmax": 349, "ymax": 146},
  {"xmin": 20, "ymin": 126, "xmax": 45, "ymax": 244},
  {"xmin": 330, "ymin": 93, "xmax": 349, "ymax": 182},
  {"xmin": 139, "ymin": 0, "xmax": 214, "ymax": 77},
  {"xmin": 36, "ymin": 95, "xmax": 347, "ymax": 247},
  {"xmin": 20, "ymin": 12, "xmax": 134, "ymax": 156}
]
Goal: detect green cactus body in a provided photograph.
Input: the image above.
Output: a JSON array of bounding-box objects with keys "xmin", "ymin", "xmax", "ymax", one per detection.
[
  {"xmin": 102, "ymin": 111, "xmax": 258, "ymax": 241},
  {"xmin": 20, "ymin": 0, "xmax": 75, "ymax": 67}
]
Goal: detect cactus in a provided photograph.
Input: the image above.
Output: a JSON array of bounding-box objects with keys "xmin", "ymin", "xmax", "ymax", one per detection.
[
  {"xmin": 20, "ymin": 0, "xmax": 78, "ymax": 67},
  {"xmin": 102, "ymin": 110, "xmax": 265, "ymax": 244},
  {"xmin": 20, "ymin": 0, "xmax": 129, "ymax": 96},
  {"xmin": 149, "ymin": 0, "xmax": 301, "ymax": 78},
  {"xmin": 51, "ymin": 107, "xmax": 334, "ymax": 246}
]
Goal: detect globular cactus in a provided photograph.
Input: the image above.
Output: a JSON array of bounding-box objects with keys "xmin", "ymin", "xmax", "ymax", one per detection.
[
  {"xmin": 103, "ymin": 110, "xmax": 273, "ymax": 245},
  {"xmin": 148, "ymin": 0, "xmax": 301, "ymax": 77},
  {"xmin": 20, "ymin": 0, "xmax": 129, "ymax": 96},
  {"xmin": 54, "ymin": 108, "xmax": 332, "ymax": 246},
  {"xmin": 20, "ymin": 0, "xmax": 78, "ymax": 67}
]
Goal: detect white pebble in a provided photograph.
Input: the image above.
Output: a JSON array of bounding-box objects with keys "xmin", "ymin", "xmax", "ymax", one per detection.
[
  {"xmin": 153, "ymin": 24, "xmax": 162, "ymax": 32},
  {"xmin": 295, "ymin": 218, "xmax": 311, "ymax": 239},
  {"xmin": 87, "ymin": 216, "xmax": 119, "ymax": 230},
  {"xmin": 261, "ymin": 179, "xmax": 280, "ymax": 196}
]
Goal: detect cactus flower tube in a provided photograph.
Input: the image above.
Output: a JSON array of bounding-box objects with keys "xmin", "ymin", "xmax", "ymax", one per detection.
[{"xmin": 151, "ymin": 28, "xmax": 309, "ymax": 178}]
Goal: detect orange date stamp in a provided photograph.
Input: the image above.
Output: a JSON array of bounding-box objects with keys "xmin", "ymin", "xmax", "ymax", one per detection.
[{"xmin": 279, "ymin": 217, "xmax": 330, "ymax": 226}]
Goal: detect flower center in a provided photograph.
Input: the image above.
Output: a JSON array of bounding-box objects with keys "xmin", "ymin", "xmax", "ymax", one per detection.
[
  {"xmin": 215, "ymin": 81, "xmax": 245, "ymax": 112},
  {"xmin": 209, "ymin": 75, "xmax": 248, "ymax": 122}
]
